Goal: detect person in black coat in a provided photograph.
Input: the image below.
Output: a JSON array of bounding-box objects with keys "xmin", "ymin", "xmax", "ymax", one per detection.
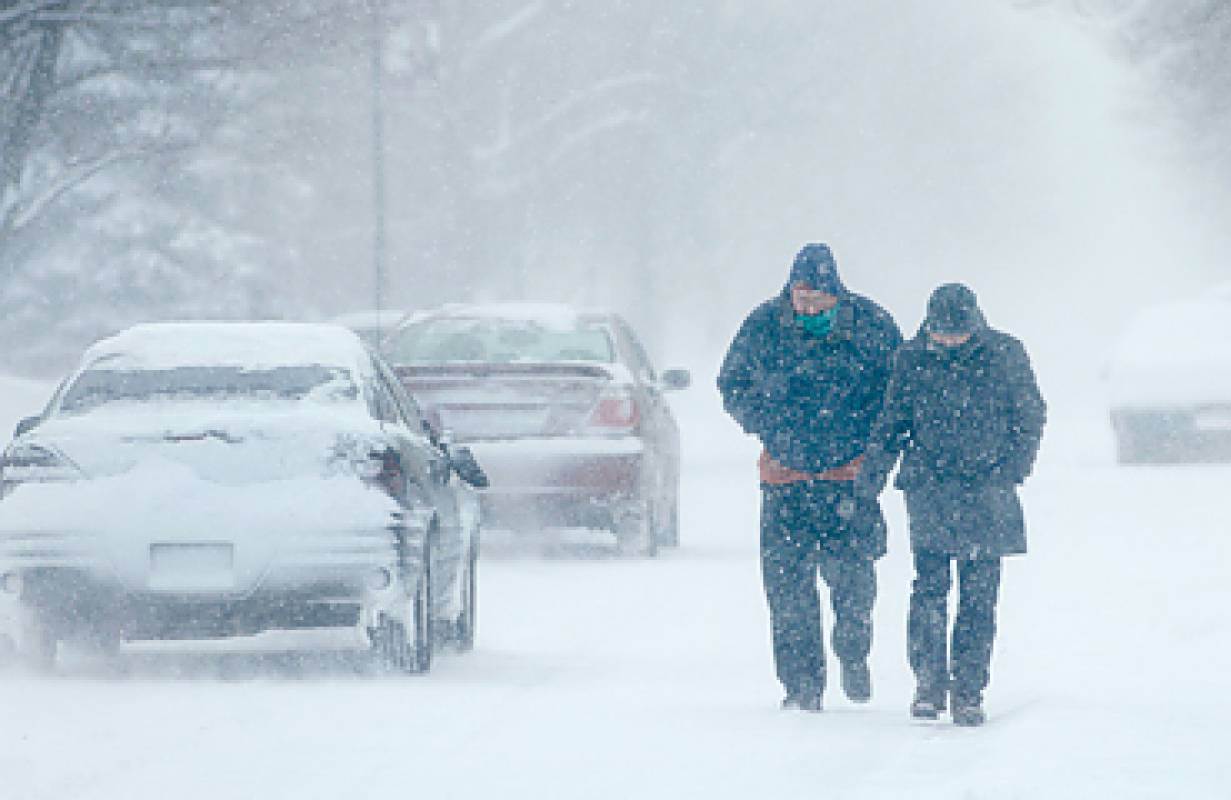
[
  {"xmin": 861, "ymin": 283, "xmax": 1046, "ymax": 726},
  {"xmin": 718, "ymin": 243, "xmax": 902, "ymax": 711}
]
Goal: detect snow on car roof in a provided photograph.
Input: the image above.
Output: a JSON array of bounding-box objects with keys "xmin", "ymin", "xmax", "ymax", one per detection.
[
  {"xmin": 80, "ymin": 322, "xmax": 372, "ymax": 372},
  {"xmin": 1111, "ymin": 299, "xmax": 1231, "ymax": 369},
  {"xmin": 328, "ymin": 309, "xmax": 413, "ymax": 330},
  {"xmin": 407, "ymin": 303, "xmax": 611, "ymax": 331}
]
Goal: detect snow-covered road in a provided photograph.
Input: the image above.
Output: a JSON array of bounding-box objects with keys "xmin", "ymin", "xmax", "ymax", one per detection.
[{"xmin": 1, "ymin": 379, "xmax": 1227, "ymax": 799}]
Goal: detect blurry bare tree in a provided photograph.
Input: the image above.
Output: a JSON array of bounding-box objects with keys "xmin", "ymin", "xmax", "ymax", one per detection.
[
  {"xmin": 0, "ymin": 1, "xmax": 731, "ymax": 373},
  {"xmin": 0, "ymin": 0, "xmax": 377, "ymax": 374},
  {"xmin": 384, "ymin": 2, "xmax": 723, "ymax": 339},
  {"xmin": 1025, "ymin": 0, "xmax": 1231, "ymax": 206},
  {"xmin": 1118, "ymin": 2, "xmax": 1231, "ymax": 153},
  {"xmin": 14, "ymin": 1, "xmax": 1194, "ymax": 377}
]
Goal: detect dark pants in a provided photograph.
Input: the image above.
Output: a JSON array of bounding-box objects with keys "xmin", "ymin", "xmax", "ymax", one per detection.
[
  {"xmin": 760, "ymin": 485, "xmax": 876, "ymax": 696},
  {"xmin": 908, "ymin": 550, "xmax": 1002, "ymax": 704}
]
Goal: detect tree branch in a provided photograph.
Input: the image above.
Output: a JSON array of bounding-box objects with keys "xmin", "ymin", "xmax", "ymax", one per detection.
[{"xmin": 1, "ymin": 138, "xmax": 192, "ymax": 244}]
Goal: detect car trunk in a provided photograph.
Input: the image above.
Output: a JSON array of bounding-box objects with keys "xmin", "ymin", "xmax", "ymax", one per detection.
[
  {"xmin": 43, "ymin": 409, "xmax": 366, "ymax": 484},
  {"xmin": 394, "ymin": 363, "xmax": 616, "ymax": 441}
]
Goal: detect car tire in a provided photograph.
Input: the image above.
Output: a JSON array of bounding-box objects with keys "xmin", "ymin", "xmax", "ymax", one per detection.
[
  {"xmin": 0, "ymin": 633, "xmax": 16, "ymax": 666},
  {"xmin": 370, "ymin": 534, "xmax": 432, "ymax": 675},
  {"xmin": 409, "ymin": 537, "xmax": 433, "ymax": 674},
  {"xmin": 615, "ymin": 499, "xmax": 658, "ymax": 558},
  {"xmin": 370, "ymin": 613, "xmax": 406, "ymax": 672},
  {"xmin": 22, "ymin": 615, "xmax": 57, "ymax": 674},
  {"xmin": 657, "ymin": 495, "xmax": 680, "ymax": 549},
  {"xmin": 454, "ymin": 537, "xmax": 478, "ymax": 652}
]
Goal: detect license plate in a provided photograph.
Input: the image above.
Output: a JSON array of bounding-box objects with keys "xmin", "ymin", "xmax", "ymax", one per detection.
[{"xmin": 149, "ymin": 543, "xmax": 235, "ymax": 590}]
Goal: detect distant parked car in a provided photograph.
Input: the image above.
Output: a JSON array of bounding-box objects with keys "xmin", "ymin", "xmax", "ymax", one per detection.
[
  {"xmin": 0, "ymin": 322, "xmax": 487, "ymax": 672},
  {"xmin": 328, "ymin": 309, "xmax": 416, "ymax": 350},
  {"xmin": 382, "ymin": 304, "xmax": 690, "ymax": 556},
  {"xmin": 1107, "ymin": 294, "xmax": 1231, "ymax": 463}
]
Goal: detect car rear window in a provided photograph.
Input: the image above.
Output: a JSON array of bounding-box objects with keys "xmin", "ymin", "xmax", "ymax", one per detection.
[
  {"xmin": 385, "ymin": 319, "xmax": 614, "ymax": 364},
  {"xmin": 58, "ymin": 365, "xmax": 358, "ymax": 415}
]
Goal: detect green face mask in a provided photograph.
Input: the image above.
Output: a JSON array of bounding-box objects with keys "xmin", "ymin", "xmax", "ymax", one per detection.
[{"xmin": 796, "ymin": 306, "xmax": 838, "ymax": 338}]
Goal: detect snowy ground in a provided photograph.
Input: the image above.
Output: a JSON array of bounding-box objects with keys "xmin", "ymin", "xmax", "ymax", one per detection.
[{"xmin": 1, "ymin": 374, "xmax": 1228, "ymax": 799}]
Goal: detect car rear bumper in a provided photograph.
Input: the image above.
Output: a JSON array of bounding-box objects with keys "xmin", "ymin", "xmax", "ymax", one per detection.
[
  {"xmin": 1111, "ymin": 407, "xmax": 1231, "ymax": 462},
  {"xmin": 465, "ymin": 436, "xmax": 645, "ymax": 530},
  {"xmin": 15, "ymin": 567, "xmax": 371, "ymax": 639},
  {"xmin": 0, "ymin": 522, "xmax": 427, "ymax": 640}
]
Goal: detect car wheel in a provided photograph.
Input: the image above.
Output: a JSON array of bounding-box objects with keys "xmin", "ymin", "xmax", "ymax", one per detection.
[
  {"xmin": 615, "ymin": 499, "xmax": 657, "ymax": 558},
  {"xmin": 454, "ymin": 537, "xmax": 478, "ymax": 652},
  {"xmin": 409, "ymin": 537, "xmax": 433, "ymax": 674},
  {"xmin": 0, "ymin": 633, "xmax": 16, "ymax": 666},
  {"xmin": 22, "ymin": 615, "xmax": 57, "ymax": 674},
  {"xmin": 370, "ymin": 613, "xmax": 407, "ymax": 672},
  {"xmin": 656, "ymin": 495, "xmax": 680, "ymax": 549}
]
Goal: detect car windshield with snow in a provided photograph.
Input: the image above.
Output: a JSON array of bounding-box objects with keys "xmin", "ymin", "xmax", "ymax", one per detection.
[
  {"xmin": 383, "ymin": 304, "xmax": 690, "ymax": 557},
  {"xmin": 0, "ymin": 322, "xmax": 487, "ymax": 673}
]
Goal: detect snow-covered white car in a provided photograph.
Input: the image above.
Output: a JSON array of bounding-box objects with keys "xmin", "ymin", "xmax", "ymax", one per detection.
[
  {"xmin": 0, "ymin": 322, "xmax": 487, "ymax": 672},
  {"xmin": 382, "ymin": 304, "xmax": 689, "ymax": 557},
  {"xmin": 1107, "ymin": 294, "xmax": 1231, "ymax": 463}
]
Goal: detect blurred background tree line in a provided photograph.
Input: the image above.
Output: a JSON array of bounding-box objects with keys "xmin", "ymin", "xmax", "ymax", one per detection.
[
  {"xmin": 1, "ymin": 0, "xmax": 1228, "ymax": 376},
  {"xmin": 0, "ymin": 0, "xmax": 730, "ymax": 374}
]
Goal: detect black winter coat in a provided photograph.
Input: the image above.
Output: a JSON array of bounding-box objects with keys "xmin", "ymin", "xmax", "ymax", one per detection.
[
  {"xmin": 718, "ymin": 292, "xmax": 902, "ymax": 473},
  {"xmin": 719, "ymin": 290, "xmax": 902, "ymax": 559},
  {"xmin": 865, "ymin": 327, "xmax": 1046, "ymax": 557}
]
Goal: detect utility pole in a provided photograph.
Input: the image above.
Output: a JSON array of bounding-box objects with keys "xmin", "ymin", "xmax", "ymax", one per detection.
[{"xmin": 369, "ymin": 0, "xmax": 388, "ymax": 348}]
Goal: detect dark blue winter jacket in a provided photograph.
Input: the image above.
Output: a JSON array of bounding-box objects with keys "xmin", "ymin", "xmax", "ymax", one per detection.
[
  {"xmin": 862, "ymin": 287, "xmax": 1046, "ymax": 556},
  {"xmin": 865, "ymin": 326, "xmax": 1045, "ymax": 492},
  {"xmin": 717, "ymin": 279, "xmax": 902, "ymax": 474}
]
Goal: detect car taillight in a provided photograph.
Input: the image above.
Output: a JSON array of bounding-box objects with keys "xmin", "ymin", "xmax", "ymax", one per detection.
[{"xmin": 587, "ymin": 390, "xmax": 640, "ymax": 432}]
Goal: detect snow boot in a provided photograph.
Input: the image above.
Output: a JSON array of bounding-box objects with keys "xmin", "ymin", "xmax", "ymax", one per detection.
[
  {"xmin": 781, "ymin": 681, "xmax": 823, "ymax": 712},
  {"xmin": 840, "ymin": 660, "xmax": 871, "ymax": 704},
  {"xmin": 951, "ymin": 690, "xmax": 985, "ymax": 726},
  {"xmin": 781, "ymin": 693, "xmax": 823, "ymax": 712},
  {"xmin": 910, "ymin": 684, "xmax": 948, "ymax": 720}
]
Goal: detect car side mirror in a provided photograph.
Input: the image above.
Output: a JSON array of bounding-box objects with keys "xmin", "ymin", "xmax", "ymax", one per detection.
[
  {"xmin": 450, "ymin": 445, "xmax": 489, "ymax": 489},
  {"xmin": 660, "ymin": 369, "xmax": 691, "ymax": 391},
  {"xmin": 14, "ymin": 415, "xmax": 40, "ymax": 438}
]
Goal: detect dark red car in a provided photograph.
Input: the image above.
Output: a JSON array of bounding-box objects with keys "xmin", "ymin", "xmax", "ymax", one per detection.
[{"xmin": 382, "ymin": 305, "xmax": 689, "ymax": 556}]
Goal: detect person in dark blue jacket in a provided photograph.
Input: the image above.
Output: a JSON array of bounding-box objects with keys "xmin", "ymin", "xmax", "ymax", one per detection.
[
  {"xmin": 718, "ymin": 243, "xmax": 902, "ymax": 711},
  {"xmin": 861, "ymin": 283, "xmax": 1045, "ymax": 727}
]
